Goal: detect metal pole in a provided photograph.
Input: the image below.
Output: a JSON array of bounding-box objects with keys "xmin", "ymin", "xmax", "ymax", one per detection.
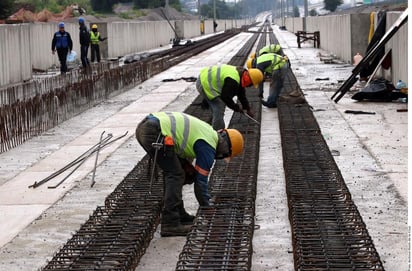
[{"xmin": 303, "ymin": 0, "xmax": 308, "ymax": 31}]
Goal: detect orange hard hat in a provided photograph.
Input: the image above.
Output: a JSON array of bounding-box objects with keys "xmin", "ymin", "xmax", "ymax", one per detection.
[
  {"xmin": 226, "ymin": 129, "xmax": 244, "ymax": 158},
  {"xmin": 246, "ymin": 58, "xmax": 253, "ymax": 69},
  {"xmin": 247, "ymin": 68, "xmax": 264, "ymax": 88}
]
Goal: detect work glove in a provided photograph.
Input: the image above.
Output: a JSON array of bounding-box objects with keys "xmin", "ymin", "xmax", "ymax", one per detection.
[
  {"xmin": 233, "ymin": 104, "xmax": 243, "ymax": 113},
  {"xmin": 182, "ymin": 159, "xmax": 196, "ymax": 185}
]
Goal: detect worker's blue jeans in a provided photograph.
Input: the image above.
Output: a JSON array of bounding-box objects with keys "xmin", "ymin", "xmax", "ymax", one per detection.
[
  {"xmin": 267, "ymin": 63, "xmax": 289, "ymax": 106},
  {"xmin": 196, "ymin": 77, "xmax": 226, "ymax": 130},
  {"xmin": 135, "ymin": 116, "xmax": 185, "ymax": 226}
]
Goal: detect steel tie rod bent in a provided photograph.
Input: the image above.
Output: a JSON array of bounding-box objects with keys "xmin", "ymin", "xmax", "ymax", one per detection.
[
  {"xmin": 90, "ymin": 131, "xmax": 106, "ymax": 188},
  {"xmin": 48, "ymin": 131, "xmax": 110, "ymax": 189},
  {"xmin": 29, "ymin": 131, "xmax": 128, "ymax": 189}
]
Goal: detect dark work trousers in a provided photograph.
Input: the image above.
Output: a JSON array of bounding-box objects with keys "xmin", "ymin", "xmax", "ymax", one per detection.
[
  {"xmin": 80, "ymin": 44, "xmax": 90, "ymax": 67},
  {"xmin": 267, "ymin": 63, "xmax": 289, "ymax": 106},
  {"xmin": 196, "ymin": 77, "xmax": 226, "ymax": 130},
  {"xmin": 135, "ymin": 117, "xmax": 186, "ymax": 226},
  {"xmin": 90, "ymin": 44, "xmax": 101, "ymax": 63},
  {"xmin": 56, "ymin": 48, "xmax": 69, "ymax": 73}
]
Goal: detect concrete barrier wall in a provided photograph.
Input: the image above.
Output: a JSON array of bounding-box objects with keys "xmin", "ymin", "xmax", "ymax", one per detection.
[
  {"xmin": 279, "ymin": 14, "xmax": 369, "ymax": 63},
  {"xmin": 306, "ymin": 15, "xmax": 353, "ymax": 62},
  {"xmin": 284, "ymin": 17, "xmax": 304, "ymax": 33},
  {"xmin": 0, "ymin": 14, "xmax": 405, "ymax": 87},
  {"xmin": 385, "ymin": 12, "xmax": 408, "ymax": 85},
  {"xmin": 0, "ymin": 24, "xmax": 32, "ymax": 86},
  {"xmin": 107, "ymin": 21, "xmax": 175, "ymax": 58}
]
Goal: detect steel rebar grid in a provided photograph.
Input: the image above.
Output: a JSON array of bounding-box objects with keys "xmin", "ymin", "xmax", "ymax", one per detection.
[
  {"xmin": 175, "ymin": 28, "xmax": 265, "ymax": 267},
  {"xmin": 41, "ymin": 27, "xmax": 256, "ymax": 270},
  {"xmin": 278, "ymin": 68, "xmax": 384, "ymax": 270},
  {"xmin": 42, "ymin": 157, "xmax": 164, "ymax": 270}
]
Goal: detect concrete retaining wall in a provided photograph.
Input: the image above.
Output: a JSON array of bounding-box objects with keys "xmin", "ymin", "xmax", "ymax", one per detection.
[
  {"xmin": 0, "ymin": 14, "xmax": 405, "ymax": 87},
  {"xmin": 0, "ymin": 24, "xmax": 32, "ymax": 86},
  {"xmin": 386, "ymin": 12, "xmax": 408, "ymax": 85},
  {"xmin": 275, "ymin": 11, "xmax": 407, "ymax": 85}
]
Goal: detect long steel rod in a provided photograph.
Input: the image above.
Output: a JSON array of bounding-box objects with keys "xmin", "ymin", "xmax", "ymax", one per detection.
[
  {"xmin": 28, "ymin": 133, "xmax": 113, "ymax": 188},
  {"xmin": 90, "ymin": 131, "xmax": 107, "ymax": 188}
]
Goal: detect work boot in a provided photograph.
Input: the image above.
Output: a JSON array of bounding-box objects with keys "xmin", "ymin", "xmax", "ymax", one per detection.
[
  {"xmin": 161, "ymin": 223, "xmax": 192, "ymax": 237},
  {"xmin": 180, "ymin": 212, "xmax": 195, "ymax": 225},
  {"xmin": 261, "ymin": 100, "xmax": 277, "ymax": 108}
]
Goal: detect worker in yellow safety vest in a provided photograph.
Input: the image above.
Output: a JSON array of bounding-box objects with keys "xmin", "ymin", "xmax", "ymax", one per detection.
[
  {"xmin": 196, "ymin": 64, "xmax": 264, "ymax": 130},
  {"xmin": 90, "ymin": 24, "xmax": 107, "ymax": 63},
  {"xmin": 247, "ymin": 53, "xmax": 289, "ymax": 108},
  {"xmin": 136, "ymin": 112, "xmax": 244, "ymax": 237},
  {"xmin": 257, "ymin": 43, "xmax": 281, "ymax": 56}
]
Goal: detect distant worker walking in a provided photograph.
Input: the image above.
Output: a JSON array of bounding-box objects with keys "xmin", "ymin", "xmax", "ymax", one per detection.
[
  {"xmin": 51, "ymin": 22, "xmax": 73, "ymax": 74},
  {"xmin": 90, "ymin": 24, "xmax": 107, "ymax": 63},
  {"xmin": 196, "ymin": 64, "xmax": 264, "ymax": 130},
  {"xmin": 136, "ymin": 111, "xmax": 245, "ymax": 236},
  {"xmin": 78, "ymin": 17, "xmax": 90, "ymax": 69}
]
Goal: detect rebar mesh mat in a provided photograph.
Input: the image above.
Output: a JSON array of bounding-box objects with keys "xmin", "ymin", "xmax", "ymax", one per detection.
[{"xmin": 278, "ymin": 70, "xmax": 384, "ymax": 270}]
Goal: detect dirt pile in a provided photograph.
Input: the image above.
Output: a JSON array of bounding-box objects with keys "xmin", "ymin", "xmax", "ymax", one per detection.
[{"xmin": 6, "ymin": 4, "xmax": 82, "ymax": 23}]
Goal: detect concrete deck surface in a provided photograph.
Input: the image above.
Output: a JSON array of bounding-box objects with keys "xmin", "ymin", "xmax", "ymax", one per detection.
[{"xmin": 0, "ymin": 24, "xmax": 408, "ymax": 271}]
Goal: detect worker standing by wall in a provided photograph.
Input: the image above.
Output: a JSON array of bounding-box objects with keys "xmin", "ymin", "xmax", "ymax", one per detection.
[
  {"xmin": 135, "ymin": 112, "xmax": 244, "ymax": 237},
  {"xmin": 78, "ymin": 17, "xmax": 90, "ymax": 70},
  {"xmin": 51, "ymin": 22, "xmax": 73, "ymax": 74},
  {"xmin": 196, "ymin": 64, "xmax": 263, "ymax": 130},
  {"xmin": 90, "ymin": 24, "xmax": 107, "ymax": 63}
]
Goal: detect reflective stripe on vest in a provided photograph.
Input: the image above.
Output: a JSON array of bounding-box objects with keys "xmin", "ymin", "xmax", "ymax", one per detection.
[
  {"xmin": 200, "ymin": 64, "xmax": 240, "ymax": 100},
  {"xmin": 90, "ymin": 31, "xmax": 100, "ymax": 44},
  {"xmin": 256, "ymin": 53, "xmax": 286, "ymax": 73},
  {"xmin": 152, "ymin": 112, "xmax": 218, "ymax": 158},
  {"xmin": 165, "ymin": 112, "xmax": 189, "ymax": 156}
]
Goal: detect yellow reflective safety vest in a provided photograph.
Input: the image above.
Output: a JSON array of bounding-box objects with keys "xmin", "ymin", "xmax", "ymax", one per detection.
[
  {"xmin": 90, "ymin": 31, "xmax": 100, "ymax": 45},
  {"xmin": 256, "ymin": 53, "xmax": 287, "ymax": 74},
  {"xmin": 152, "ymin": 112, "xmax": 218, "ymax": 158},
  {"xmin": 258, "ymin": 44, "xmax": 281, "ymax": 55},
  {"xmin": 199, "ymin": 64, "xmax": 240, "ymax": 100}
]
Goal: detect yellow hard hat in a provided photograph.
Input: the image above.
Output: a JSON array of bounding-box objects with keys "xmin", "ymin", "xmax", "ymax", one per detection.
[
  {"xmin": 92, "ymin": 24, "xmax": 98, "ymax": 29},
  {"xmin": 250, "ymin": 52, "xmax": 256, "ymax": 59},
  {"xmin": 247, "ymin": 68, "xmax": 264, "ymax": 88},
  {"xmin": 246, "ymin": 58, "xmax": 253, "ymax": 69},
  {"xmin": 226, "ymin": 129, "xmax": 244, "ymax": 158}
]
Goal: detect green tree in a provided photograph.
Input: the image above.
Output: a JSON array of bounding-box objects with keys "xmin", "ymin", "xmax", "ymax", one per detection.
[
  {"xmin": 309, "ymin": 8, "xmax": 318, "ymax": 16},
  {"xmin": 134, "ymin": 0, "xmax": 181, "ymax": 9},
  {"xmin": 0, "ymin": 0, "xmax": 14, "ymax": 19},
  {"xmin": 293, "ymin": 6, "xmax": 300, "ymax": 17},
  {"xmin": 323, "ymin": 0, "xmax": 342, "ymax": 12},
  {"xmin": 91, "ymin": 0, "xmax": 114, "ymax": 12}
]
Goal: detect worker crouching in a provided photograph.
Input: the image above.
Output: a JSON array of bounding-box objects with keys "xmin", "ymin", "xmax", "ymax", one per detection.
[{"xmin": 136, "ymin": 112, "xmax": 244, "ymax": 237}]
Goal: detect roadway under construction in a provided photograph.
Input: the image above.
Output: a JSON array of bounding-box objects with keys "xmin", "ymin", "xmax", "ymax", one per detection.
[{"xmin": 0, "ymin": 20, "xmax": 407, "ymax": 271}]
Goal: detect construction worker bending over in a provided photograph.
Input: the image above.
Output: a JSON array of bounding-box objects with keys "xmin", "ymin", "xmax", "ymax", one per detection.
[
  {"xmin": 136, "ymin": 112, "xmax": 244, "ymax": 237},
  {"xmin": 196, "ymin": 64, "xmax": 263, "ymax": 130},
  {"xmin": 51, "ymin": 22, "xmax": 73, "ymax": 74},
  {"xmin": 248, "ymin": 53, "xmax": 289, "ymax": 108},
  {"xmin": 257, "ymin": 43, "xmax": 281, "ymax": 56},
  {"xmin": 247, "ymin": 53, "xmax": 289, "ymax": 103},
  {"xmin": 90, "ymin": 24, "xmax": 107, "ymax": 63}
]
